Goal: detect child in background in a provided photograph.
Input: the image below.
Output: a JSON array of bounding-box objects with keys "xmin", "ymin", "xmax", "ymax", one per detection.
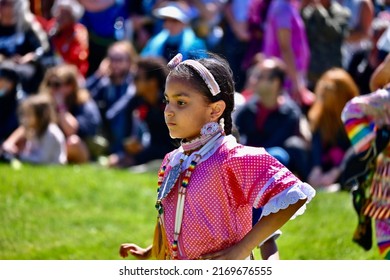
[
  {"xmin": 2, "ymin": 94, "xmax": 67, "ymax": 164},
  {"xmin": 119, "ymin": 52, "xmax": 315, "ymax": 260}
]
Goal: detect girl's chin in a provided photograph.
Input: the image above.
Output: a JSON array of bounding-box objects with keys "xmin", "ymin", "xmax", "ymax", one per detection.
[
  {"xmin": 169, "ymin": 133, "xmax": 199, "ymax": 141},
  {"xmin": 168, "ymin": 132, "xmax": 181, "ymax": 139},
  {"xmin": 168, "ymin": 127, "xmax": 200, "ymax": 140},
  {"xmin": 168, "ymin": 129, "xmax": 183, "ymax": 139}
]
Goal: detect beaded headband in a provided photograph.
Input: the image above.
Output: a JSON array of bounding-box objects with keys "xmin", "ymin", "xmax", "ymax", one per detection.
[{"xmin": 167, "ymin": 53, "xmax": 221, "ymax": 96}]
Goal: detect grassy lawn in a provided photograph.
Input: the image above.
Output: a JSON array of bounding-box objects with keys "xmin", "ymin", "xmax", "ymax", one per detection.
[{"xmin": 0, "ymin": 163, "xmax": 381, "ymax": 260}]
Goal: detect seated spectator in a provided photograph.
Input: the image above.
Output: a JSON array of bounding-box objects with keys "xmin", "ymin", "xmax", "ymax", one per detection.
[
  {"xmin": 240, "ymin": 52, "xmax": 266, "ymax": 101},
  {"xmin": 43, "ymin": 0, "xmax": 89, "ymax": 77},
  {"xmin": 307, "ymin": 67, "xmax": 359, "ymax": 191},
  {"xmin": 141, "ymin": 1, "xmax": 207, "ymax": 61},
  {"xmin": 235, "ymin": 57, "xmax": 310, "ymax": 181},
  {"xmin": 1, "ymin": 94, "xmax": 66, "ymax": 164},
  {"xmin": 107, "ymin": 56, "xmax": 176, "ymax": 168},
  {"xmin": 0, "ymin": 61, "xmax": 24, "ymax": 144},
  {"xmin": 39, "ymin": 64, "xmax": 101, "ymax": 163},
  {"xmin": 86, "ymin": 40, "xmax": 138, "ymax": 155},
  {"xmin": 0, "ymin": 0, "xmax": 51, "ymax": 94},
  {"xmin": 188, "ymin": 0, "xmax": 226, "ymax": 51}
]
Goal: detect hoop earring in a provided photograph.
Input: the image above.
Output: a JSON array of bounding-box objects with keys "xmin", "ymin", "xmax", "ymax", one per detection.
[{"xmin": 201, "ymin": 121, "xmax": 222, "ymax": 136}]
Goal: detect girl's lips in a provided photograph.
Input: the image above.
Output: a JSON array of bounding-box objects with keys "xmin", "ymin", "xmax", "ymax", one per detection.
[{"xmin": 166, "ymin": 122, "xmax": 176, "ymax": 126}]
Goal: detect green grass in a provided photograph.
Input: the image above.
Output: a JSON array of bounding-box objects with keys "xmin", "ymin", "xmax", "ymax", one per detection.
[{"xmin": 0, "ymin": 163, "xmax": 381, "ymax": 260}]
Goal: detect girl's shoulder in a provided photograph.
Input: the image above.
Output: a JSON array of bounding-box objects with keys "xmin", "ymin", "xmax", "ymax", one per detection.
[{"xmin": 218, "ymin": 135, "xmax": 270, "ymax": 164}]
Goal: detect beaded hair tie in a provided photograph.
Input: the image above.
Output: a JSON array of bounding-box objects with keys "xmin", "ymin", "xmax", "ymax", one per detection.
[{"xmin": 167, "ymin": 53, "xmax": 221, "ymax": 96}]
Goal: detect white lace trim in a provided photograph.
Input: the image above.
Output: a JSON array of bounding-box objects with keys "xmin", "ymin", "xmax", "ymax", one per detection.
[{"xmin": 260, "ymin": 182, "xmax": 316, "ymax": 220}]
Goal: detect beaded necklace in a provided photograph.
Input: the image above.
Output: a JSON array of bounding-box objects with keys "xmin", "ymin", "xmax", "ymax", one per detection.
[{"xmin": 155, "ymin": 123, "xmax": 223, "ymax": 259}]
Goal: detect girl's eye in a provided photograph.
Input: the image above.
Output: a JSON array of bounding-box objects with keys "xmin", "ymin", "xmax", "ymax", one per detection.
[
  {"xmin": 162, "ymin": 99, "xmax": 169, "ymax": 104},
  {"xmin": 177, "ymin": 100, "xmax": 186, "ymax": 106}
]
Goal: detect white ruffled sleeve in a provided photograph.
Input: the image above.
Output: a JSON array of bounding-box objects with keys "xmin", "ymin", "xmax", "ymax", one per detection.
[{"xmin": 261, "ymin": 182, "xmax": 316, "ymax": 219}]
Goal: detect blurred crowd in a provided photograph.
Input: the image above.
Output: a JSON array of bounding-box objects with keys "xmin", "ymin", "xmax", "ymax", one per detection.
[{"xmin": 0, "ymin": 0, "xmax": 390, "ymax": 192}]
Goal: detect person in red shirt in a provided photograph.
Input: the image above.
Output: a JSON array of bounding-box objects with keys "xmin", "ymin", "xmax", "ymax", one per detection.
[{"xmin": 44, "ymin": 0, "xmax": 89, "ymax": 77}]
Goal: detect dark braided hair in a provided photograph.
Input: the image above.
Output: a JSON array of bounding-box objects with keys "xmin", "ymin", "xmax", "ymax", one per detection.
[{"xmin": 167, "ymin": 53, "xmax": 235, "ymax": 135}]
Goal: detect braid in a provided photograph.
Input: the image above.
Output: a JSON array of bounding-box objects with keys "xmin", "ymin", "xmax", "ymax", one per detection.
[{"xmin": 222, "ymin": 111, "xmax": 233, "ymax": 135}]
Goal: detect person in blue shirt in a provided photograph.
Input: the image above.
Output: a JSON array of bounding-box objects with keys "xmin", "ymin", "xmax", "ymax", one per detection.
[
  {"xmin": 106, "ymin": 56, "xmax": 176, "ymax": 168},
  {"xmin": 86, "ymin": 40, "xmax": 138, "ymax": 155},
  {"xmin": 140, "ymin": 1, "xmax": 207, "ymax": 62}
]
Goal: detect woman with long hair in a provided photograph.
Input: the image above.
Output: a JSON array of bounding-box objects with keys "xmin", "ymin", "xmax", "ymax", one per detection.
[
  {"xmin": 39, "ymin": 63, "xmax": 101, "ymax": 163},
  {"xmin": 307, "ymin": 67, "xmax": 359, "ymax": 190}
]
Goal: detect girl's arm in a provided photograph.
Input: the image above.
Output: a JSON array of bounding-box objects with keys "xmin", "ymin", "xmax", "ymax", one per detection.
[
  {"xmin": 2, "ymin": 126, "xmax": 26, "ymax": 155},
  {"xmin": 201, "ymin": 198, "xmax": 307, "ymax": 260}
]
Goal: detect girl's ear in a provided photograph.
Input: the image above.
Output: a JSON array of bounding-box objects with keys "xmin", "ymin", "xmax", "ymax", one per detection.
[{"xmin": 210, "ymin": 100, "xmax": 226, "ymax": 122}]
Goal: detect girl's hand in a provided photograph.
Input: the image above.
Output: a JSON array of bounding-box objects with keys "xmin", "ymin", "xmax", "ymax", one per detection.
[
  {"xmin": 2, "ymin": 143, "xmax": 17, "ymax": 155},
  {"xmin": 200, "ymin": 243, "xmax": 249, "ymax": 260},
  {"xmin": 119, "ymin": 243, "xmax": 151, "ymax": 260}
]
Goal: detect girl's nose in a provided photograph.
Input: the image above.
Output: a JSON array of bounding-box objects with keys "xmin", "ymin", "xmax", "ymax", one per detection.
[{"xmin": 164, "ymin": 103, "xmax": 174, "ymax": 117}]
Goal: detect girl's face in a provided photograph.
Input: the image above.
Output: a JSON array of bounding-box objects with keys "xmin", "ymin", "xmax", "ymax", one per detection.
[
  {"xmin": 164, "ymin": 76, "xmax": 214, "ymax": 141},
  {"xmin": 20, "ymin": 106, "xmax": 37, "ymax": 130}
]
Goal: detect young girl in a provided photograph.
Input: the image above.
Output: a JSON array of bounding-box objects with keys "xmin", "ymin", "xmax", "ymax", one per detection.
[
  {"xmin": 119, "ymin": 53, "xmax": 316, "ymax": 260},
  {"xmin": 2, "ymin": 94, "xmax": 67, "ymax": 164}
]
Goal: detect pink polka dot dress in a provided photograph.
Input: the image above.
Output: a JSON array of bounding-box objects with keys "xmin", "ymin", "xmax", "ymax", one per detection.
[{"xmin": 158, "ymin": 135, "xmax": 315, "ymax": 259}]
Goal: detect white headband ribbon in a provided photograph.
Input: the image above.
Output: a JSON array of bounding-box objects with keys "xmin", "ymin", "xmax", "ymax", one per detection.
[{"xmin": 167, "ymin": 53, "xmax": 221, "ymax": 96}]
